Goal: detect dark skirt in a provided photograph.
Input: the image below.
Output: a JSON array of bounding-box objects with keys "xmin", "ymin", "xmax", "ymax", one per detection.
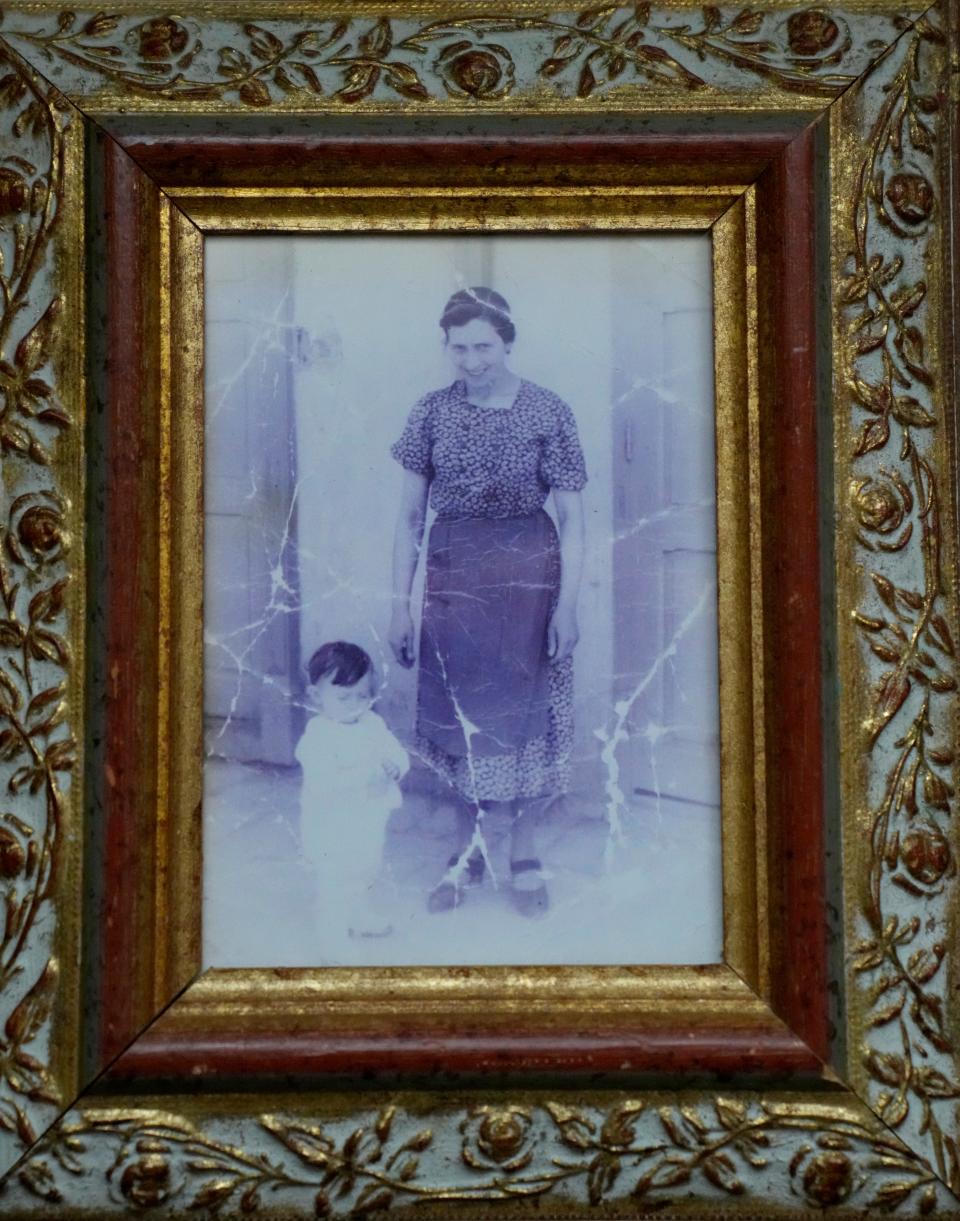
[{"xmin": 415, "ymin": 511, "xmax": 573, "ymax": 802}]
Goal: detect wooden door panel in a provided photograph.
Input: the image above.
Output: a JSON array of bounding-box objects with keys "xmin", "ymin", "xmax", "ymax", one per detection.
[{"xmin": 612, "ymin": 303, "xmax": 718, "ymax": 810}]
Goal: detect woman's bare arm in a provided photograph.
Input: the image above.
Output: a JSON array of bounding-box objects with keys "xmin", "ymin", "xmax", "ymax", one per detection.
[
  {"xmin": 549, "ymin": 489, "xmax": 585, "ymax": 661},
  {"xmin": 389, "ymin": 470, "xmax": 429, "ymax": 667}
]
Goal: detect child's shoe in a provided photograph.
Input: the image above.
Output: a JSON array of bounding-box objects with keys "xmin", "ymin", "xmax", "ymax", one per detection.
[{"xmin": 509, "ymin": 858, "xmax": 549, "ymax": 918}]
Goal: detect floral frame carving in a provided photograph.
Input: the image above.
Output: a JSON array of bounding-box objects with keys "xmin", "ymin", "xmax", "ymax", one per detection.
[{"xmin": 0, "ymin": 0, "xmax": 957, "ymax": 1216}]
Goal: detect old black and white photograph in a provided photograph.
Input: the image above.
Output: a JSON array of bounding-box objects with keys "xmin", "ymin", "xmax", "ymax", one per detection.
[{"xmin": 201, "ymin": 233, "xmax": 723, "ymax": 967}]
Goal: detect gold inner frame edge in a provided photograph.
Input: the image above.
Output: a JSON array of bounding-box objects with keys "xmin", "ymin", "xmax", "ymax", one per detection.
[
  {"xmin": 174, "ymin": 186, "xmax": 746, "ymax": 233},
  {"xmin": 158, "ymin": 184, "xmax": 769, "ymax": 1029}
]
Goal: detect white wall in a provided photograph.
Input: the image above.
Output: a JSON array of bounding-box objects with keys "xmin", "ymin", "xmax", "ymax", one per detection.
[{"xmin": 289, "ymin": 237, "xmax": 479, "ymax": 736}]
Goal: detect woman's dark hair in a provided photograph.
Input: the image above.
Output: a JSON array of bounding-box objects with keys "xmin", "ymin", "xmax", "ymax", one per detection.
[
  {"xmin": 307, "ymin": 641, "xmax": 373, "ymax": 687},
  {"xmin": 440, "ymin": 287, "xmax": 515, "ymax": 345}
]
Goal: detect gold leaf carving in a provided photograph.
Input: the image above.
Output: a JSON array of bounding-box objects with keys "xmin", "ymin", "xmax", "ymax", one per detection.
[
  {"xmin": 840, "ymin": 7, "xmax": 959, "ymax": 1187},
  {"xmin": 2, "ymin": 1098, "xmax": 948, "ymax": 1213},
  {"xmin": 0, "ymin": 7, "xmax": 900, "ymax": 108},
  {"xmin": 0, "ymin": 32, "xmax": 71, "ymax": 1160},
  {"xmin": 0, "ymin": 2, "xmax": 953, "ymax": 1211}
]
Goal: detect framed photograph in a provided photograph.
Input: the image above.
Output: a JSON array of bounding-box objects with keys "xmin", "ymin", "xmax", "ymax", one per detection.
[
  {"xmin": 0, "ymin": 0, "xmax": 957, "ymax": 1217},
  {"xmin": 202, "ymin": 231, "xmax": 724, "ymax": 969}
]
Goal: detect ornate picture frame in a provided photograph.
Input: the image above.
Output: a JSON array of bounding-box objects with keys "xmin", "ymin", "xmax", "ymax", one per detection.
[{"xmin": 0, "ymin": 0, "xmax": 957, "ymax": 1215}]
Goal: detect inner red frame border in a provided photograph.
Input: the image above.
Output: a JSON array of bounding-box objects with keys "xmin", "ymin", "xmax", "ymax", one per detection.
[{"xmin": 94, "ymin": 128, "xmax": 829, "ymax": 1084}]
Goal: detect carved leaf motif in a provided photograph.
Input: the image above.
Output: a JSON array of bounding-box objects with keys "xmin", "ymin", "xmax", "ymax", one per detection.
[
  {"xmin": 0, "ymin": 667, "xmax": 22, "ymax": 715},
  {"xmin": 238, "ymin": 79, "xmax": 271, "ymax": 107},
  {"xmin": 261, "ymin": 1117, "xmax": 334, "ymax": 1169},
  {"xmin": 292, "ymin": 62, "xmax": 324, "ymax": 93},
  {"xmin": 576, "ymin": 4, "xmax": 618, "ymax": 32},
  {"xmin": 273, "ymin": 66, "xmax": 298, "ymax": 93},
  {"xmin": 702, "ymin": 1152, "xmax": 744, "ymax": 1194},
  {"xmin": 714, "ymin": 1098, "xmax": 747, "ymax": 1129},
  {"xmin": 245, "ymin": 23, "xmax": 283, "ymax": 60},
  {"xmin": 874, "ymin": 670, "xmax": 910, "ymax": 726},
  {"xmin": 854, "ymin": 414, "xmax": 890, "ymax": 456},
  {"xmin": 658, "ymin": 1108, "xmax": 695, "ymax": 1150},
  {"xmin": 28, "ymin": 579, "xmax": 68, "ymax": 626},
  {"xmin": 191, "ymin": 1178, "xmax": 238, "ymax": 1210},
  {"xmin": 14, "ymin": 298, "xmax": 62, "ymax": 375},
  {"xmin": 928, "ymin": 615, "xmax": 954, "ymax": 656},
  {"xmin": 587, "ymin": 1153, "xmax": 620, "ymax": 1203},
  {"xmin": 359, "ymin": 17, "xmax": 393, "ymax": 57},
  {"xmin": 5, "ymin": 959, "xmax": 58, "ymax": 1046},
  {"xmin": 43, "ymin": 737, "xmax": 76, "ymax": 771},
  {"xmin": 890, "ymin": 395, "xmax": 935, "ymax": 428},
  {"xmin": 894, "ymin": 325, "xmax": 931, "ymax": 383},
  {"xmin": 337, "ymin": 63, "xmax": 380, "ymax": 103},
  {"xmin": 385, "ymin": 63, "xmax": 428, "ymax": 100},
  {"xmin": 217, "ymin": 47, "xmax": 251, "ymax": 78},
  {"xmin": 730, "ymin": 8, "xmax": 764, "ymax": 35},
  {"xmin": 890, "ymin": 280, "xmax": 926, "ymax": 319}
]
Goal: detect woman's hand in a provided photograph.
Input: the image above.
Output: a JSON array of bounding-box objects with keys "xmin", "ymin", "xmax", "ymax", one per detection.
[
  {"xmin": 389, "ymin": 608, "xmax": 417, "ymax": 669},
  {"xmin": 547, "ymin": 605, "xmax": 579, "ymax": 662},
  {"xmin": 391, "ymin": 471, "xmax": 428, "ymax": 666},
  {"xmin": 551, "ymin": 490, "xmax": 584, "ymax": 664}
]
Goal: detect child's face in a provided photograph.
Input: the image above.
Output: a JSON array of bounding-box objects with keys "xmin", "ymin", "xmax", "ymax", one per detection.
[{"xmin": 313, "ymin": 671, "xmax": 374, "ymax": 724}]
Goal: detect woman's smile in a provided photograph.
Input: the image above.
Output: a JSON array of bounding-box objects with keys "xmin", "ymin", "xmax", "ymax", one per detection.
[{"xmin": 445, "ymin": 318, "xmax": 512, "ymax": 392}]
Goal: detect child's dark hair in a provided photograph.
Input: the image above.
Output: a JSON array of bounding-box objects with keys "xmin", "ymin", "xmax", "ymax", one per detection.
[{"xmin": 307, "ymin": 641, "xmax": 373, "ymax": 687}]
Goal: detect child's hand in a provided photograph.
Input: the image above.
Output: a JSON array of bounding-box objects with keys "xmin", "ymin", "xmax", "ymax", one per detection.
[{"xmin": 383, "ymin": 760, "xmax": 402, "ymax": 781}]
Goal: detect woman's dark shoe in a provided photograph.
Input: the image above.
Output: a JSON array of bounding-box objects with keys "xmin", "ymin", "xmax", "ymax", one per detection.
[
  {"xmin": 458, "ymin": 851, "xmax": 485, "ymax": 889},
  {"xmin": 427, "ymin": 852, "xmax": 484, "ymax": 913},
  {"xmin": 426, "ymin": 880, "xmax": 459, "ymax": 913},
  {"xmin": 509, "ymin": 858, "xmax": 549, "ymax": 918}
]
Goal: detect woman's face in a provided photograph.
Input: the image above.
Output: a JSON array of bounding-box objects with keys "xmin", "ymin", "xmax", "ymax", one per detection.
[{"xmin": 445, "ymin": 318, "xmax": 511, "ymax": 390}]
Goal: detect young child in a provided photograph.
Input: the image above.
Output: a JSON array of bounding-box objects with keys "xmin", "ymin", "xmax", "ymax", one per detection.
[{"xmin": 296, "ymin": 641, "xmax": 409, "ymax": 940}]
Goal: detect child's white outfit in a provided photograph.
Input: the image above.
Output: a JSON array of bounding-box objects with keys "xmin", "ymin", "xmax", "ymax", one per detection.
[{"xmin": 296, "ymin": 707, "xmax": 409, "ymax": 937}]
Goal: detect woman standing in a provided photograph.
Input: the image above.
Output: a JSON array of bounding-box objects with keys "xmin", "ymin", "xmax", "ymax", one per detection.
[{"xmin": 389, "ymin": 288, "xmax": 586, "ymax": 916}]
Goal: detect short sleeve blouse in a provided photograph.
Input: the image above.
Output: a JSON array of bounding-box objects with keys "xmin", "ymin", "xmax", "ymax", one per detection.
[{"xmin": 391, "ymin": 378, "xmax": 587, "ymax": 519}]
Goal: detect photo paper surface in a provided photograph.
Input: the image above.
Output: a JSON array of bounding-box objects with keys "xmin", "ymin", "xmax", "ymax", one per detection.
[{"xmin": 202, "ymin": 234, "xmax": 723, "ymax": 967}]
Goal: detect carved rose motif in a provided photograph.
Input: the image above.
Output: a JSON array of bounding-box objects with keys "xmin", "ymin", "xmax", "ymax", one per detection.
[
  {"xmin": 853, "ymin": 476, "xmax": 907, "ymax": 535},
  {"xmin": 0, "ymin": 826, "xmax": 25, "ymax": 879},
  {"xmin": 0, "ymin": 167, "xmax": 28, "ymax": 217},
  {"xmin": 119, "ymin": 1155, "xmax": 173, "ymax": 1208},
  {"xmin": 802, "ymin": 1152, "xmax": 854, "ymax": 1206},
  {"xmin": 885, "ymin": 173, "xmax": 934, "ymax": 224},
  {"xmin": 786, "ymin": 9, "xmax": 840, "ymax": 55},
  {"xmin": 134, "ymin": 17, "xmax": 190, "ymax": 60},
  {"xmin": 439, "ymin": 44, "xmax": 515, "ymax": 99},
  {"xmin": 461, "ymin": 1106, "xmax": 534, "ymax": 1171},
  {"xmin": 7, "ymin": 491, "xmax": 68, "ymax": 568},
  {"xmin": 901, "ymin": 826, "xmax": 951, "ymax": 885},
  {"xmin": 18, "ymin": 506, "xmax": 62, "ymax": 556}
]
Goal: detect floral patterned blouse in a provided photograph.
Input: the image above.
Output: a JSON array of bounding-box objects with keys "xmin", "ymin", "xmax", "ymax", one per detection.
[{"xmin": 391, "ymin": 378, "xmax": 587, "ymax": 518}]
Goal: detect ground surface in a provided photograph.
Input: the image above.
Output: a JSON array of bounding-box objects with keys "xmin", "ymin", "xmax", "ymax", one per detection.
[{"xmin": 203, "ymin": 759, "xmax": 723, "ymax": 967}]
